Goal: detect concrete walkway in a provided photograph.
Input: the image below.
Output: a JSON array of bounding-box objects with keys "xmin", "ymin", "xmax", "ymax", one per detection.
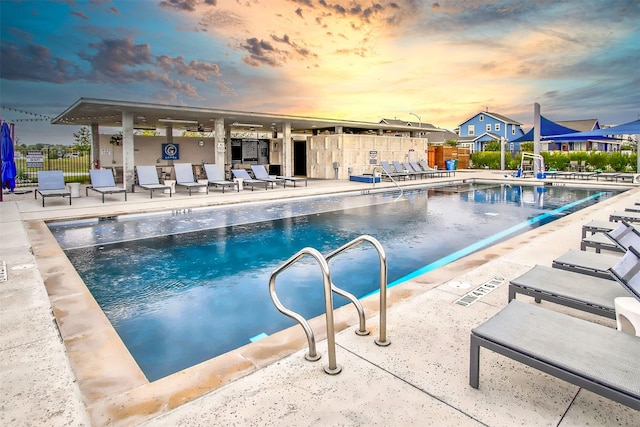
[{"xmin": 1, "ymin": 171, "xmax": 639, "ymax": 426}]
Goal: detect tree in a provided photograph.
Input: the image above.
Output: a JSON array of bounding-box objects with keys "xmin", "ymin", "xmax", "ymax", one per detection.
[
  {"xmin": 483, "ymin": 141, "xmax": 501, "ymax": 151},
  {"xmin": 445, "ymin": 139, "xmax": 458, "ymax": 146},
  {"xmin": 73, "ymin": 127, "xmax": 92, "ymax": 153}
]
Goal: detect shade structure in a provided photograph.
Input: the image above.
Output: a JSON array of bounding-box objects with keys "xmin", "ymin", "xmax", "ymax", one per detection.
[
  {"xmin": 1, "ymin": 122, "xmax": 17, "ymax": 193},
  {"xmin": 547, "ymin": 119, "xmax": 640, "ymax": 140},
  {"xmin": 511, "ymin": 116, "xmax": 580, "ymax": 143}
]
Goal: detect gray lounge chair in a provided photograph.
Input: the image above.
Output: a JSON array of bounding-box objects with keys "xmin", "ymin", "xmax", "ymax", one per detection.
[
  {"xmin": 250, "ymin": 165, "xmax": 282, "ymax": 187},
  {"xmin": 581, "ymin": 221, "xmax": 640, "ymax": 253},
  {"xmin": 174, "ymin": 163, "xmax": 208, "ymax": 195},
  {"xmin": 581, "ymin": 219, "xmax": 615, "ymax": 238},
  {"xmin": 610, "ymin": 210, "xmax": 640, "ymax": 223},
  {"xmin": 204, "ymin": 163, "xmax": 238, "ymax": 193},
  {"xmin": 135, "ymin": 165, "xmax": 171, "ymax": 198},
  {"xmin": 231, "ymin": 169, "xmax": 269, "ymax": 190},
  {"xmin": 87, "ymin": 169, "xmax": 127, "ymax": 203},
  {"xmin": 509, "ymin": 264, "xmax": 630, "ymax": 319},
  {"xmin": 35, "ymin": 170, "xmax": 71, "ymax": 207},
  {"xmin": 393, "ymin": 161, "xmax": 418, "ymax": 179},
  {"xmin": 380, "ymin": 161, "xmax": 408, "ymax": 180},
  {"xmin": 552, "ymin": 249, "xmax": 622, "ymax": 280},
  {"xmin": 595, "ymin": 172, "xmax": 620, "ymax": 181},
  {"xmin": 419, "ymin": 160, "xmax": 453, "ymax": 178},
  {"xmin": 470, "ymin": 300, "xmax": 640, "ymax": 411},
  {"xmin": 409, "ymin": 161, "xmax": 434, "ymax": 179}
]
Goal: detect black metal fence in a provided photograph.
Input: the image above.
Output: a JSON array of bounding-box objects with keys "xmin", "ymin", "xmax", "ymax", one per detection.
[{"xmin": 13, "ymin": 147, "xmax": 91, "ymax": 187}]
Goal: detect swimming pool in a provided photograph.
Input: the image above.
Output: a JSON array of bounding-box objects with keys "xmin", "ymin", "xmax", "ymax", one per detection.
[{"xmin": 48, "ymin": 183, "xmax": 618, "ymax": 380}]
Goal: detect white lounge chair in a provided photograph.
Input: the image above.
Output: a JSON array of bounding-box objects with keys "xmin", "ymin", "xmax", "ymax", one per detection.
[
  {"xmin": 174, "ymin": 163, "xmax": 208, "ymax": 195},
  {"xmin": 250, "ymin": 165, "xmax": 282, "ymax": 187},
  {"xmin": 35, "ymin": 170, "xmax": 71, "ymax": 207},
  {"xmin": 135, "ymin": 165, "xmax": 171, "ymax": 198},
  {"xmin": 87, "ymin": 169, "xmax": 127, "ymax": 203},
  {"xmin": 203, "ymin": 164, "xmax": 237, "ymax": 193}
]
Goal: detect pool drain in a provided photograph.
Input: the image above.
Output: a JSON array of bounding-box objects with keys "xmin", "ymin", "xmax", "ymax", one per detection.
[{"xmin": 454, "ymin": 277, "xmax": 505, "ymax": 307}]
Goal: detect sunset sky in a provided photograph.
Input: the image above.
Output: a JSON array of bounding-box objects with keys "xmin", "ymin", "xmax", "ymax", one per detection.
[{"xmin": 1, "ymin": 0, "xmax": 638, "ymax": 145}]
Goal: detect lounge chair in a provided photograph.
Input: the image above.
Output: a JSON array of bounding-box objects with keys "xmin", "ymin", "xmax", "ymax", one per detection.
[
  {"xmin": 469, "ymin": 299, "xmax": 640, "ymax": 411},
  {"xmin": 615, "ymin": 173, "xmax": 638, "ymax": 183},
  {"xmin": 174, "ymin": 163, "xmax": 208, "ymax": 195},
  {"xmin": 552, "ymin": 249, "xmax": 622, "ymax": 280},
  {"xmin": 610, "ymin": 210, "xmax": 640, "ymax": 223},
  {"xmin": 581, "ymin": 219, "xmax": 615, "ymax": 239},
  {"xmin": 509, "ymin": 264, "xmax": 630, "ymax": 319},
  {"xmin": 35, "ymin": 170, "xmax": 71, "ymax": 207},
  {"xmin": 393, "ymin": 161, "xmax": 418, "ymax": 179},
  {"xmin": 403, "ymin": 161, "xmax": 426, "ymax": 179},
  {"xmin": 134, "ymin": 165, "xmax": 171, "ymax": 198},
  {"xmin": 231, "ymin": 169, "xmax": 270, "ymax": 190},
  {"xmin": 380, "ymin": 161, "xmax": 408, "ymax": 180},
  {"xmin": 595, "ymin": 172, "xmax": 620, "ymax": 181},
  {"xmin": 250, "ymin": 165, "xmax": 282, "ymax": 187},
  {"xmin": 87, "ymin": 169, "xmax": 127, "ymax": 203},
  {"xmin": 581, "ymin": 221, "xmax": 640, "ymax": 253},
  {"xmin": 203, "ymin": 163, "xmax": 238, "ymax": 193},
  {"xmin": 409, "ymin": 161, "xmax": 434, "ymax": 179},
  {"xmin": 418, "ymin": 160, "xmax": 453, "ymax": 178}
]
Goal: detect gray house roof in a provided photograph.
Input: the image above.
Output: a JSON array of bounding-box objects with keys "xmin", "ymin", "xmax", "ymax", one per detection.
[
  {"xmin": 556, "ymin": 119, "xmax": 599, "ymax": 132},
  {"xmin": 379, "ymin": 118, "xmax": 437, "ymax": 129}
]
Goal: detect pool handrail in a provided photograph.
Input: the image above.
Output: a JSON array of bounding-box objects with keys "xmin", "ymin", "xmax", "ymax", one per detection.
[
  {"xmin": 371, "ymin": 165, "xmax": 403, "ymax": 198},
  {"xmin": 325, "ymin": 235, "xmax": 390, "ymax": 346},
  {"xmin": 268, "ymin": 247, "xmax": 342, "ymax": 375}
]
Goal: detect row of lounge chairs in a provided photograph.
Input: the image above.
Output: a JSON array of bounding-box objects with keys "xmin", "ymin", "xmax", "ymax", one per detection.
[
  {"xmin": 470, "ymin": 215, "xmax": 640, "ymax": 411},
  {"xmin": 519, "ymin": 170, "xmax": 637, "ymax": 182},
  {"xmin": 380, "ymin": 160, "xmax": 454, "ymax": 180},
  {"xmin": 34, "ymin": 163, "xmax": 307, "ymax": 206}
]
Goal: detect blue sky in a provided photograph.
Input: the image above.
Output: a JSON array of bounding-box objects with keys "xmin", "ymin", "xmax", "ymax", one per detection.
[{"xmin": 1, "ymin": 0, "xmax": 638, "ymax": 145}]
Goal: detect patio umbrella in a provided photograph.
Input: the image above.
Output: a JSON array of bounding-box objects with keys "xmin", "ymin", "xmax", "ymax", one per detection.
[{"xmin": 1, "ymin": 122, "xmax": 18, "ymax": 194}]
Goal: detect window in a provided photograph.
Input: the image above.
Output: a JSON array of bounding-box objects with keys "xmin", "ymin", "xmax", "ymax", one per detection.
[
  {"xmin": 479, "ymin": 115, "xmax": 484, "ymax": 121},
  {"xmin": 495, "ymin": 123, "xmax": 501, "ymax": 132},
  {"xmin": 512, "ymin": 127, "xmax": 516, "ymax": 135},
  {"xmin": 486, "ymin": 124, "xmax": 491, "ymax": 131},
  {"xmin": 468, "ymin": 125, "xmax": 475, "ymax": 136},
  {"xmin": 510, "ymin": 143, "xmax": 514, "ymax": 151}
]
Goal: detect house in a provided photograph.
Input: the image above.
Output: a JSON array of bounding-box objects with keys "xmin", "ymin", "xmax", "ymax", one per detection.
[
  {"xmin": 456, "ymin": 111, "xmax": 525, "ymax": 152},
  {"xmin": 379, "ymin": 118, "xmax": 459, "ymax": 143}
]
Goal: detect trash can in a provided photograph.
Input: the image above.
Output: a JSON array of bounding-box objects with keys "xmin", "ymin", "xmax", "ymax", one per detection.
[
  {"xmin": 445, "ymin": 159, "xmax": 454, "ymax": 170},
  {"xmin": 453, "ymin": 159, "xmax": 458, "ymax": 170},
  {"xmin": 66, "ymin": 182, "xmax": 81, "ymax": 198},
  {"xmin": 234, "ymin": 178, "xmax": 244, "ymax": 191}
]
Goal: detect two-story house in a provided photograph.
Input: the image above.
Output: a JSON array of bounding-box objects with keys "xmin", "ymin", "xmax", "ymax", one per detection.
[{"xmin": 456, "ymin": 111, "xmax": 525, "ymax": 153}]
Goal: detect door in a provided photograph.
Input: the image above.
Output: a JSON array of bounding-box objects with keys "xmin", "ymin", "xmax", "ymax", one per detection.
[{"xmin": 294, "ymin": 141, "xmax": 307, "ymax": 176}]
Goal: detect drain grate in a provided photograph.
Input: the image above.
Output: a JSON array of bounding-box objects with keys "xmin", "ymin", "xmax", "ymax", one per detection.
[
  {"xmin": 454, "ymin": 277, "xmax": 505, "ymax": 307},
  {"xmin": 0, "ymin": 261, "xmax": 7, "ymax": 282}
]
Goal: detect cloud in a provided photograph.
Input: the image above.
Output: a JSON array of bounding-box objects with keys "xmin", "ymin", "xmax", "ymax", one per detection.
[
  {"xmin": 240, "ymin": 37, "xmax": 285, "ymax": 67},
  {"xmin": 0, "ymin": 42, "xmax": 81, "ymax": 83},
  {"xmin": 159, "ymin": 0, "xmax": 217, "ymax": 12},
  {"xmin": 71, "ymin": 11, "xmax": 89, "ymax": 20}
]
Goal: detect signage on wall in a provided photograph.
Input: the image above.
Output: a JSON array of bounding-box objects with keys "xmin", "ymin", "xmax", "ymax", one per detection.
[
  {"xmin": 162, "ymin": 143, "xmax": 179, "ymax": 160},
  {"xmin": 369, "ymin": 150, "xmax": 378, "ymax": 164}
]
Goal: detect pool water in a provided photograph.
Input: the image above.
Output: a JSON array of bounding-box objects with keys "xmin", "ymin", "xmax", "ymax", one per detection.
[{"xmin": 49, "ymin": 183, "xmax": 617, "ymax": 380}]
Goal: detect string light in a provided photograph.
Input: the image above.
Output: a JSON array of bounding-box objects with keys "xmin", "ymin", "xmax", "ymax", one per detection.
[{"xmin": 1, "ymin": 106, "xmax": 53, "ymax": 122}]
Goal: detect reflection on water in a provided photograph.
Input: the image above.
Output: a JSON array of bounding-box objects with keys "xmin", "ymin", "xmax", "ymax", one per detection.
[{"xmin": 49, "ymin": 183, "xmax": 616, "ymax": 380}]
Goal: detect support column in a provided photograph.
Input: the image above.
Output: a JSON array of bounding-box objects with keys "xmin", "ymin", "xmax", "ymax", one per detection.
[
  {"xmin": 122, "ymin": 111, "xmax": 135, "ymax": 190},
  {"xmin": 214, "ymin": 118, "xmax": 225, "ymax": 164},
  {"xmin": 91, "ymin": 123, "xmax": 100, "ymax": 169},
  {"xmin": 282, "ymin": 122, "xmax": 292, "ymax": 177},
  {"xmin": 533, "ymin": 103, "xmax": 541, "ymax": 175}
]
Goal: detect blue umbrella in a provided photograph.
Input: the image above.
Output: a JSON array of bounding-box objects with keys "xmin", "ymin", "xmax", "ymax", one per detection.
[{"xmin": 1, "ymin": 122, "xmax": 18, "ymax": 193}]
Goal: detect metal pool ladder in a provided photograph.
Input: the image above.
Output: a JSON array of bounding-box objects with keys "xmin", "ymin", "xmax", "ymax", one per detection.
[{"xmin": 268, "ymin": 235, "xmax": 389, "ymax": 375}]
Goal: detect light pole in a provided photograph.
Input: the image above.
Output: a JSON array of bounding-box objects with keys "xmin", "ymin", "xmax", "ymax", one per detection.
[{"xmin": 409, "ymin": 112, "xmax": 423, "ymax": 160}]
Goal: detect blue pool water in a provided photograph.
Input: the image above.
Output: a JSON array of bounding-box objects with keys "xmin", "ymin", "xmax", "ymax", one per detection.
[{"xmin": 49, "ymin": 183, "xmax": 618, "ymax": 381}]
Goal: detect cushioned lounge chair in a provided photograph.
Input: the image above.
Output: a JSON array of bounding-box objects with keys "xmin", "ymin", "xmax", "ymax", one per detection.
[
  {"xmin": 135, "ymin": 165, "xmax": 171, "ymax": 198},
  {"xmin": 87, "ymin": 169, "xmax": 127, "ymax": 203},
  {"xmin": 250, "ymin": 165, "xmax": 282, "ymax": 187},
  {"xmin": 35, "ymin": 170, "xmax": 71, "ymax": 207},
  {"xmin": 409, "ymin": 161, "xmax": 434, "ymax": 179},
  {"xmin": 403, "ymin": 161, "xmax": 425, "ymax": 179},
  {"xmin": 595, "ymin": 172, "xmax": 620, "ymax": 181},
  {"xmin": 231, "ymin": 169, "xmax": 269, "ymax": 190},
  {"xmin": 581, "ymin": 219, "xmax": 615, "ymax": 239},
  {"xmin": 610, "ymin": 210, "xmax": 640, "ymax": 223},
  {"xmin": 470, "ymin": 299, "xmax": 640, "ymax": 411},
  {"xmin": 203, "ymin": 164, "xmax": 237, "ymax": 193},
  {"xmin": 174, "ymin": 163, "xmax": 208, "ymax": 195},
  {"xmin": 552, "ymin": 248, "xmax": 622, "ymax": 280},
  {"xmin": 509, "ymin": 264, "xmax": 630, "ymax": 319},
  {"xmin": 581, "ymin": 221, "xmax": 640, "ymax": 253},
  {"xmin": 380, "ymin": 161, "xmax": 407, "ymax": 180}
]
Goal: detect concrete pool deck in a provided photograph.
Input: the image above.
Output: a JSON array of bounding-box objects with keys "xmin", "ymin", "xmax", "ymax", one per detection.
[{"xmin": 1, "ymin": 170, "xmax": 639, "ymax": 426}]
